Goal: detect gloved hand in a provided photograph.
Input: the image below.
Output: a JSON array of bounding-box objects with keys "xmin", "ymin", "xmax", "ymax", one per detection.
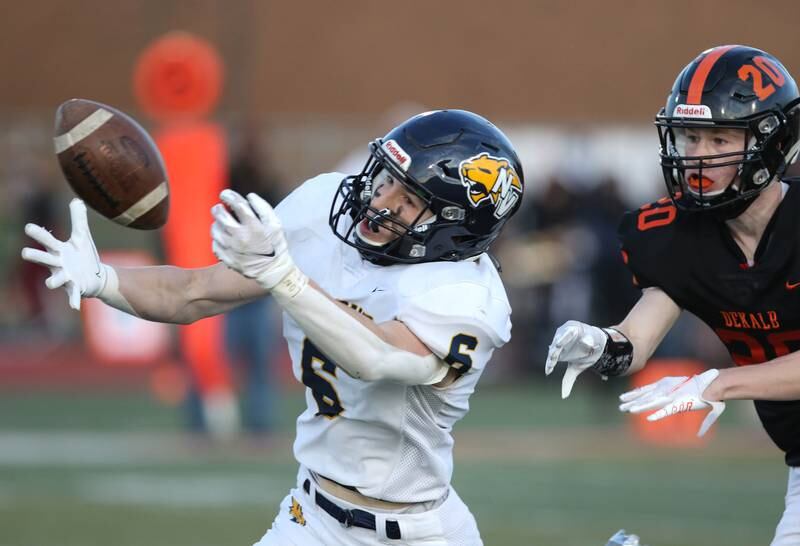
[
  {"xmin": 545, "ymin": 320, "xmax": 608, "ymax": 398},
  {"xmin": 605, "ymin": 529, "xmax": 644, "ymax": 546},
  {"xmin": 618, "ymin": 369, "xmax": 725, "ymax": 437},
  {"xmin": 210, "ymin": 189, "xmax": 297, "ymax": 290},
  {"xmin": 21, "ymin": 199, "xmax": 106, "ymax": 310}
]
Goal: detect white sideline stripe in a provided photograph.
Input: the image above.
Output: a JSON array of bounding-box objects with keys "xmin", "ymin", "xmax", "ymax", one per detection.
[
  {"xmin": 112, "ymin": 181, "xmax": 168, "ymax": 225},
  {"xmin": 78, "ymin": 473, "xmax": 285, "ymax": 507},
  {"xmin": 53, "ymin": 108, "xmax": 114, "ymax": 153},
  {"xmin": 0, "ymin": 432, "xmax": 183, "ymax": 464}
]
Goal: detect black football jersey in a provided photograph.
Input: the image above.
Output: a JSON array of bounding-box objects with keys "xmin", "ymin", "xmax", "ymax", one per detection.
[{"xmin": 618, "ymin": 179, "xmax": 800, "ymax": 466}]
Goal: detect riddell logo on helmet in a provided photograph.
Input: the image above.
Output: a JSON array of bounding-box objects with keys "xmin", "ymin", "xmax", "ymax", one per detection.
[
  {"xmin": 382, "ymin": 140, "xmax": 412, "ymax": 171},
  {"xmin": 675, "ymin": 104, "xmax": 712, "ymax": 118}
]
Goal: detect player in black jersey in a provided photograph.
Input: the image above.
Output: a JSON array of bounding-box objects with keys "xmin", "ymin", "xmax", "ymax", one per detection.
[{"xmin": 545, "ymin": 45, "xmax": 800, "ymax": 545}]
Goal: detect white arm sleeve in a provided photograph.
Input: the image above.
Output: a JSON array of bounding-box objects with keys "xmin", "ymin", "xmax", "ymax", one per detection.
[{"xmin": 272, "ymin": 269, "xmax": 449, "ymax": 385}]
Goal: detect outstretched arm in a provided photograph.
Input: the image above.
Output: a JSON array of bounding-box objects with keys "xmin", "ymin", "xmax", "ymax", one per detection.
[
  {"xmin": 617, "ymin": 337, "xmax": 800, "ymax": 438},
  {"xmin": 112, "ymin": 262, "xmax": 266, "ymax": 323},
  {"xmin": 22, "ymin": 199, "xmax": 266, "ymax": 324},
  {"xmin": 210, "ymin": 189, "xmax": 451, "ymax": 386}
]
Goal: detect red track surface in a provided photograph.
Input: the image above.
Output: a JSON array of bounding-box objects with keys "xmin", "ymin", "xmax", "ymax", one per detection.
[{"xmin": 0, "ymin": 341, "xmax": 164, "ymax": 390}]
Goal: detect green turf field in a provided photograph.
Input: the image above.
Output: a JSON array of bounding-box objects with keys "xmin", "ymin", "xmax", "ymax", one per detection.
[{"xmin": 0, "ymin": 385, "xmax": 786, "ymax": 546}]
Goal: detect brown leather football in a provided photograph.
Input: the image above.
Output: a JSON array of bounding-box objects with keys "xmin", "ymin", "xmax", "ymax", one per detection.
[{"xmin": 54, "ymin": 99, "xmax": 169, "ymax": 230}]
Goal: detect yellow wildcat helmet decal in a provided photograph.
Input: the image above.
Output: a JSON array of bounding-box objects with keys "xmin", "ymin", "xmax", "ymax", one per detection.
[{"xmin": 459, "ymin": 153, "xmax": 523, "ymax": 218}]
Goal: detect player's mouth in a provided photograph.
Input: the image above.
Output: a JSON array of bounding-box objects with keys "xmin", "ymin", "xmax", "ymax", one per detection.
[
  {"xmin": 687, "ymin": 174, "xmax": 715, "ymax": 191},
  {"xmin": 357, "ymin": 218, "xmax": 388, "ymax": 246},
  {"xmin": 359, "ymin": 217, "xmax": 379, "ymax": 235}
]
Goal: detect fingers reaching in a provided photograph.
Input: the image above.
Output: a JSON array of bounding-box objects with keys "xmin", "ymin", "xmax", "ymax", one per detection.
[
  {"xmin": 210, "ymin": 221, "xmax": 230, "ymax": 247},
  {"xmin": 69, "ymin": 199, "xmax": 90, "ymax": 239},
  {"xmin": 24, "ymin": 224, "xmax": 62, "ymax": 252},
  {"xmin": 21, "ymin": 247, "xmax": 60, "ymax": 268},
  {"xmin": 545, "ymin": 327, "xmax": 578, "ymax": 375},
  {"xmin": 622, "ymin": 395, "xmax": 670, "ymax": 414},
  {"xmin": 219, "ymin": 190, "xmax": 257, "ymax": 225},
  {"xmin": 644, "ymin": 395, "xmax": 698, "ymax": 422},
  {"xmin": 544, "ymin": 345, "xmax": 561, "ymax": 376},
  {"xmin": 211, "ymin": 203, "xmax": 241, "ymax": 232},
  {"xmin": 618, "ymin": 383, "xmax": 658, "ymax": 404},
  {"xmin": 246, "ymin": 193, "xmax": 279, "ymax": 227}
]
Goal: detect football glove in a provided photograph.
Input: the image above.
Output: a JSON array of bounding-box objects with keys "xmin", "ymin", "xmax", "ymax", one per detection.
[
  {"xmin": 210, "ymin": 189, "xmax": 297, "ymax": 290},
  {"xmin": 21, "ymin": 198, "xmax": 107, "ymax": 310},
  {"xmin": 618, "ymin": 369, "xmax": 725, "ymax": 437},
  {"xmin": 545, "ymin": 320, "xmax": 608, "ymax": 398},
  {"xmin": 605, "ymin": 529, "xmax": 644, "ymax": 546}
]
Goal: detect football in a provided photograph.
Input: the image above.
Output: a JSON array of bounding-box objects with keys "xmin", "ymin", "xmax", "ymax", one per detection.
[{"xmin": 53, "ymin": 98, "xmax": 169, "ymax": 230}]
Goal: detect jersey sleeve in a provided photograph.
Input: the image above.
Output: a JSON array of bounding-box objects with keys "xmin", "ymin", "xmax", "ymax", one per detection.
[
  {"xmin": 395, "ymin": 271, "xmax": 511, "ymax": 377},
  {"xmin": 617, "ymin": 199, "xmax": 682, "ymax": 291},
  {"xmin": 617, "ymin": 209, "xmax": 657, "ymax": 289}
]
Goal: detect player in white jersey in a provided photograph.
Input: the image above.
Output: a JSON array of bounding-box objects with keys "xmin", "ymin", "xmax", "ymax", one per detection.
[{"xmin": 22, "ymin": 109, "xmax": 524, "ymax": 545}]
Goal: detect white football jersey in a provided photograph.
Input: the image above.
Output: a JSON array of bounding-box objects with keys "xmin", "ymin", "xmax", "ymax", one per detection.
[{"xmin": 274, "ymin": 173, "xmax": 512, "ymax": 503}]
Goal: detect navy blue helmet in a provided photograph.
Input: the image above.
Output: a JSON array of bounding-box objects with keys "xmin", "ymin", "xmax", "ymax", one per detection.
[{"xmin": 330, "ymin": 109, "xmax": 524, "ymax": 264}]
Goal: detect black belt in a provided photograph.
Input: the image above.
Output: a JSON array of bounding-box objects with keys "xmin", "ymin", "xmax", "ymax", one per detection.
[{"xmin": 303, "ymin": 479, "xmax": 402, "ymax": 540}]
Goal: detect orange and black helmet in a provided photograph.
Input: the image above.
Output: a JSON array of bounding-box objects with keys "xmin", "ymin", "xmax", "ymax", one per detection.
[{"xmin": 656, "ymin": 45, "xmax": 800, "ymax": 217}]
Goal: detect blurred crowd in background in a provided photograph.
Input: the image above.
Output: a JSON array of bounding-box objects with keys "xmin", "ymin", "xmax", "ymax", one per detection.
[
  {"xmin": 8, "ymin": 0, "xmax": 793, "ymax": 436},
  {"xmin": 0, "ymin": 107, "xmax": 733, "ymax": 437}
]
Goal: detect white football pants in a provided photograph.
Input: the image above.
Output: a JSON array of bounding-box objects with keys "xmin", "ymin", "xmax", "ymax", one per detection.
[
  {"xmin": 253, "ymin": 466, "xmax": 483, "ymax": 546},
  {"xmin": 772, "ymin": 466, "xmax": 800, "ymax": 546}
]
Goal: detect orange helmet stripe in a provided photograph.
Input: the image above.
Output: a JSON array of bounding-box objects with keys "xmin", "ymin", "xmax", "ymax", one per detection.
[{"xmin": 687, "ymin": 45, "xmax": 736, "ymax": 104}]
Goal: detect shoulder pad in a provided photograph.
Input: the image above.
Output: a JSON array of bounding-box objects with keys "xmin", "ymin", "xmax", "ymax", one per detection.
[
  {"xmin": 617, "ymin": 197, "xmax": 688, "ymax": 289},
  {"xmin": 275, "ymin": 172, "xmax": 344, "ymax": 232},
  {"xmin": 395, "ymin": 259, "xmax": 511, "ymax": 348}
]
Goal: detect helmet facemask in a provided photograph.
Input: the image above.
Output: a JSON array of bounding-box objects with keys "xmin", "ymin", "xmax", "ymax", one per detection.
[
  {"xmin": 656, "ymin": 110, "xmax": 795, "ymax": 217},
  {"xmin": 329, "ymin": 142, "xmax": 470, "ymax": 265}
]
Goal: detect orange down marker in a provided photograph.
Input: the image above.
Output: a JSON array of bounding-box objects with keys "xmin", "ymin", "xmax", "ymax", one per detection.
[{"xmin": 133, "ymin": 32, "xmax": 235, "ymax": 424}]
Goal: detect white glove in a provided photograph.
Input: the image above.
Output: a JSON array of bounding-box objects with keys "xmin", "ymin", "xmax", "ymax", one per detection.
[
  {"xmin": 618, "ymin": 368, "xmax": 725, "ymax": 437},
  {"xmin": 606, "ymin": 529, "xmax": 643, "ymax": 546},
  {"xmin": 210, "ymin": 189, "xmax": 297, "ymax": 290},
  {"xmin": 545, "ymin": 320, "xmax": 608, "ymax": 398},
  {"xmin": 21, "ymin": 198, "xmax": 106, "ymax": 310}
]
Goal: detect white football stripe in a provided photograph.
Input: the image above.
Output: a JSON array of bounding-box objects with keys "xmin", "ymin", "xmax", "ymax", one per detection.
[
  {"xmin": 53, "ymin": 108, "xmax": 114, "ymax": 153},
  {"xmin": 113, "ymin": 181, "xmax": 168, "ymax": 226}
]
